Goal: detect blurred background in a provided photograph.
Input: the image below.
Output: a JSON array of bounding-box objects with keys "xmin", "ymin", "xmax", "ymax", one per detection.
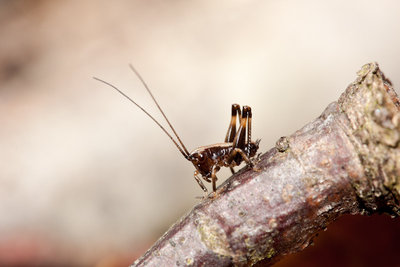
[{"xmin": 0, "ymin": 0, "xmax": 399, "ymax": 266}]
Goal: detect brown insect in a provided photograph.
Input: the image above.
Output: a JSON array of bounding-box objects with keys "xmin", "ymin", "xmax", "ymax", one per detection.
[{"xmin": 94, "ymin": 65, "xmax": 260, "ymax": 193}]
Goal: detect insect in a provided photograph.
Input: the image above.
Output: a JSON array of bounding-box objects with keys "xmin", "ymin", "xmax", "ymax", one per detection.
[{"xmin": 94, "ymin": 65, "xmax": 260, "ymax": 194}]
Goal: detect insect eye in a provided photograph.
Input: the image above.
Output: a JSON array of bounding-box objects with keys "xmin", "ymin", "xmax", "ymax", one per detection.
[{"xmin": 197, "ymin": 153, "xmax": 205, "ymax": 162}]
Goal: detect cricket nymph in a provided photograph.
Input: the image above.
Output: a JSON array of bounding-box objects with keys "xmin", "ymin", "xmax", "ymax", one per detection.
[
  {"xmin": 188, "ymin": 140, "xmax": 260, "ymax": 192},
  {"xmin": 188, "ymin": 141, "xmax": 259, "ymax": 177},
  {"xmin": 94, "ymin": 65, "xmax": 260, "ymax": 194}
]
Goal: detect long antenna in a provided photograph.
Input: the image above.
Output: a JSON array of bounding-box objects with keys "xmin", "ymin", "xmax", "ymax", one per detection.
[
  {"xmin": 128, "ymin": 64, "xmax": 190, "ymax": 156},
  {"xmin": 93, "ymin": 77, "xmax": 189, "ymax": 159}
]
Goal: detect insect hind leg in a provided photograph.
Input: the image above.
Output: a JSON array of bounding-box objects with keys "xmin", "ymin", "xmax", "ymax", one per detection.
[
  {"xmin": 232, "ymin": 106, "xmax": 251, "ymax": 151},
  {"xmin": 228, "ymin": 148, "xmax": 254, "ymax": 168},
  {"xmin": 225, "ymin": 104, "xmax": 241, "ymax": 143}
]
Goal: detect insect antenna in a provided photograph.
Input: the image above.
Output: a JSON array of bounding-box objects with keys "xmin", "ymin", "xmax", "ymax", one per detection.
[
  {"xmin": 93, "ymin": 76, "xmax": 189, "ymax": 159},
  {"xmin": 128, "ymin": 64, "xmax": 190, "ymax": 156}
]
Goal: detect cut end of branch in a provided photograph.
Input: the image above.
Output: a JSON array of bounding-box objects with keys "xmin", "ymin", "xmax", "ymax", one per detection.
[{"xmin": 338, "ymin": 62, "xmax": 400, "ymax": 216}]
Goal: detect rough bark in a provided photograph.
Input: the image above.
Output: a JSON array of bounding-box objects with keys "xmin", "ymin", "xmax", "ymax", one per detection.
[{"xmin": 131, "ymin": 62, "xmax": 400, "ymax": 267}]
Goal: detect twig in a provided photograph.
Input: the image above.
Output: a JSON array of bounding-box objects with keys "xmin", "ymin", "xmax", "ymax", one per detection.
[{"xmin": 131, "ymin": 62, "xmax": 400, "ymax": 267}]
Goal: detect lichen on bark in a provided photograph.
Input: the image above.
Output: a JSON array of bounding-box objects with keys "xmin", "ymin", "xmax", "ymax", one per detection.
[{"xmin": 338, "ymin": 62, "xmax": 400, "ymax": 215}]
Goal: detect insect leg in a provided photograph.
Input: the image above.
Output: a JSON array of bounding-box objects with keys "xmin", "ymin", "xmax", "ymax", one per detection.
[
  {"xmin": 225, "ymin": 104, "xmax": 241, "ymax": 143},
  {"xmin": 211, "ymin": 166, "xmax": 220, "ymax": 192},
  {"xmin": 246, "ymin": 106, "xmax": 252, "ymax": 157},
  {"xmin": 194, "ymin": 171, "xmax": 208, "ymax": 193},
  {"xmin": 225, "ymin": 104, "xmax": 241, "ymax": 174},
  {"xmin": 232, "ymin": 106, "xmax": 251, "ymax": 150},
  {"xmin": 228, "ymin": 106, "xmax": 253, "ymax": 166},
  {"xmin": 227, "ymin": 148, "xmax": 254, "ymax": 168}
]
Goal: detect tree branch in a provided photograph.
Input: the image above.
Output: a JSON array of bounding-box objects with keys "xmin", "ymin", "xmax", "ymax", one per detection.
[{"xmin": 131, "ymin": 62, "xmax": 400, "ymax": 267}]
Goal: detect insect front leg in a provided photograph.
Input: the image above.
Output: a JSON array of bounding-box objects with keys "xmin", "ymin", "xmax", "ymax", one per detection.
[
  {"xmin": 211, "ymin": 166, "xmax": 220, "ymax": 192},
  {"xmin": 194, "ymin": 170, "xmax": 208, "ymax": 193}
]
